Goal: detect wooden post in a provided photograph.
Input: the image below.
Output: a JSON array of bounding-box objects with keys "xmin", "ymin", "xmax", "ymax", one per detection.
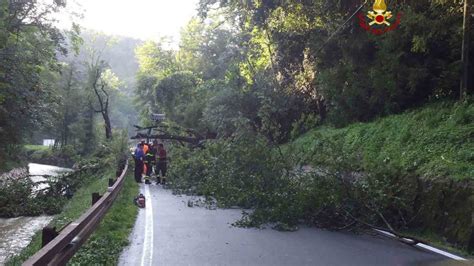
[
  {"xmin": 460, "ymin": 0, "xmax": 471, "ymax": 101},
  {"xmin": 42, "ymin": 227, "xmax": 58, "ymax": 247},
  {"xmin": 91, "ymin": 193, "xmax": 102, "ymax": 205},
  {"xmin": 468, "ymin": 211, "xmax": 474, "ymax": 253}
]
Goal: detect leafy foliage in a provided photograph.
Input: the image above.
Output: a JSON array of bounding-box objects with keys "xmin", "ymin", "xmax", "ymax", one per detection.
[
  {"xmin": 0, "ymin": 0, "xmax": 68, "ymax": 166},
  {"xmin": 197, "ymin": 0, "xmax": 473, "ymax": 126},
  {"xmin": 167, "ymin": 100, "xmax": 472, "ymax": 253},
  {"xmin": 131, "ymin": 2, "xmax": 472, "ymax": 251}
]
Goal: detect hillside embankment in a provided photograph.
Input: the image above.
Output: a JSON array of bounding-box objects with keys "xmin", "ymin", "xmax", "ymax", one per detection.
[{"xmin": 290, "ymin": 101, "xmax": 473, "ymax": 252}]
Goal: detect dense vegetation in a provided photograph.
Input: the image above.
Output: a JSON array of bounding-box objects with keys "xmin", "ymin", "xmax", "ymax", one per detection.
[
  {"xmin": 131, "ymin": 0, "xmax": 473, "ymax": 252},
  {"xmin": 0, "ymin": 2, "xmax": 143, "ymax": 264},
  {"xmin": 0, "ymin": 0, "xmax": 472, "ymax": 259},
  {"xmin": 135, "ymin": 0, "xmax": 472, "ymax": 138},
  {"xmin": 0, "ymin": 163, "xmax": 97, "ymax": 218},
  {"xmin": 0, "ymin": 130, "xmax": 129, "ymax": 217},
  {"xmin": 0, "ymin": 1, "xmax": 139, "ymax": 170},
  {"xmin": 168, "ymin": 100, "xmax": 472, "ymax": 245},
  {"xmin": 292, "ymin": 101, "xmax": 473, "ymax": 181}
]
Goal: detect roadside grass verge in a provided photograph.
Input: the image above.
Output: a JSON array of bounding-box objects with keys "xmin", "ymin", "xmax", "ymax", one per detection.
[
  {"xmin": 6, "ymin": 168, "xmax": 138, "ymax": 265},
  {"xmin": 69, "ymin": 172, "xmax": 138, "ymax": 265}
]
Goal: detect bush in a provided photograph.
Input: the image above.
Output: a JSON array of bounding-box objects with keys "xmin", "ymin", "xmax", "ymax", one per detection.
[
  {"xmin": 0, "ymin": 168, "xmax": 37, "ymax": 217},
  {"xmin": 170, "ymin": 132, "xmax": 291, "ymax": 206},
  {"xmin": 0, "ymin": 164, "xmax": 100, "ymax": 218}
]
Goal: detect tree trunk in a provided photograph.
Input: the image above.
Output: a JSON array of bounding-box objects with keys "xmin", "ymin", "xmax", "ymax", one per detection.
[
  {"xmin": 103, "ymin": 110, "xmax": 112, "ymax": 139},
  {"xmin": 460, "ymin": 0, "xmax": 471, "ymax": 100},
  {"xmin": 61, "ymin": 67, "xmax": 74, "ymax": 147},
  {"xmin": 83, "ymin": 103, "xmax": 95, "ymax": 155}
]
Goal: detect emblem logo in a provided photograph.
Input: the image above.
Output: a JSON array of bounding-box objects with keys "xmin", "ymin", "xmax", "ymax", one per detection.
[
  {"xmin": 367, "ymin": 0, "xmax": 392, "ymax": 26},
  {"xmin": 358, "ymin": 0, "xmax": 402, "ymax": 35}
]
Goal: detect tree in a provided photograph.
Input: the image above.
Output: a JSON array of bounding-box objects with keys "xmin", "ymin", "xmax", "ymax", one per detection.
[
  {"xmin": 0, "ymin": 0, "xmax": 68, "ymax": 166},
  {"xmin": 460, "ymin": 0, "xmax": 471, "ymax": 101},
  {"xmin": 57, "ymin": 63, "xmax": 81, "ymax": 147},
  {"xmin": 88, "ymin": 65, "xmax": 120, "ymax": 140},
  {"xmin": 82, "ymin": 33, "xmax": 123, "ymax": 140},
  {"xmin": 197, "ymin": 0, "xmax": 472, "ymax": 126}
]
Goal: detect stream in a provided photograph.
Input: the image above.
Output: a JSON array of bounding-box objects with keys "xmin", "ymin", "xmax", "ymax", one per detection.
[{"xmin": 0, "ymin": 163, "xmax": 72, "ymax": 265}]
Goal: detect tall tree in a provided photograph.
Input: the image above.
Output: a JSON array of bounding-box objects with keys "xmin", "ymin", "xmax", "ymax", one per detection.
[
  {"xmin": 0, "ymin": 0, "xmax": 68, "ymax": 165},
  {"xmin": 460, "ymin": 0, "xmax": 471, "ymax": 101},
  {"xmin": 83, "ymin": 34, "xmax": 122, "ymax": 140},
  {"xmin": 88, "ymin": 63, "xmax": 120, "ymax": 140}
]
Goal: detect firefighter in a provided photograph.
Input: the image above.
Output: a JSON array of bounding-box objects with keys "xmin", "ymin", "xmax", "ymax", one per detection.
[{"xmin": 142, "ymin": 140, "xmax": 151, "ymax": 184}]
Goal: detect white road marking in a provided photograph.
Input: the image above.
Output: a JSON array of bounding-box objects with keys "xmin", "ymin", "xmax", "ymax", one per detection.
[
  {"xmin": 374, "ymin": 229, "xmax": 466, "ymax": 261},
  {"xmin": 141, "ymin": 185, "xmax": 154, "ymax": 266}
]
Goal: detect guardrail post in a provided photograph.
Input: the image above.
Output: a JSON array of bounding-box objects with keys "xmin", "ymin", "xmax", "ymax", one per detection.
[
  {"xmin": 108, "ymin": 178, "xmax": 116, "ymax": 187},
  {"xmin": 42, "ymin": 227, "xmax": 58, "ymax": 247},
  {"xmin": 468, "ymin": 216, "xmax": 473, "ymax": 253},
  {"xmin": 92, "ymin": 192, "xmax": 102, "ymax": 205}
]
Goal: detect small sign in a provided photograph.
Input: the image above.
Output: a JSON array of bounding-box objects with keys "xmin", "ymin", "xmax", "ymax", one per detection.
[
  {"xmin": 151, "ymin": 113, "xmax": 165, "ymax": 122},
  {"xmin": 43, "ymin": 139, "xmax": 55, "ymax": 147}
]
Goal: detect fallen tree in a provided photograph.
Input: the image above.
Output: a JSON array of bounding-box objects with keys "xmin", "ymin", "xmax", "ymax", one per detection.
[
  {"xmin": 130, "ymin": 132, "xmax": 204, "ymax": 145},
  {"xmin": 131, "ymin": 124, "xmax": 216, "ymax": 146}
]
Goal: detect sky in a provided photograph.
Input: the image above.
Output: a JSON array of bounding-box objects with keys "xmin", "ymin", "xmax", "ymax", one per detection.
[{"xmin": 56, "ymin": 0, "xmax": 199, "ymax": 44}]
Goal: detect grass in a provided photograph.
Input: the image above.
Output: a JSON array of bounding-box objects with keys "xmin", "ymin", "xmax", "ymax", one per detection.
[
  {"xmin": 287, "ymin": 100, "xmax": 474, "ymax": 254},
  {"xmin": 24, "ymin": 145, "xmax": 51, "ymax": 152},
  {"xmin": 290, "ymin": 100, "xmax": 474, "ymax": 180},
  {"xmin": 69, "ymin": 171, "xmax": 138, "ymax": 265},
  {"xmin": 5, "ymin": 165, "xmax": 139, "ymax": 265}
]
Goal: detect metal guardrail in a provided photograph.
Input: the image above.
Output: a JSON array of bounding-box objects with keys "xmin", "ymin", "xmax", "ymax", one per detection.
[{"xmin": 23, "ymin": 161, "xmax": 129, "ymax": 266}]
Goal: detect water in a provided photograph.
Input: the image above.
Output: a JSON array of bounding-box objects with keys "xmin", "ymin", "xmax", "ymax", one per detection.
[
  {"xmin": 0, "ymin": 163, "xmax": 72, "ymax": 265},
  {"xmin": 28, "ymin": 163, "xmax": 73, "ymax": 192},
  {"xmin": 0, "ymin": 216, "xmax": 53, "ymax": 264}
]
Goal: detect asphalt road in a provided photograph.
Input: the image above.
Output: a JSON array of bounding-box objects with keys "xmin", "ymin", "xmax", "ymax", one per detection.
[{"xmin": 119, "ymin": 184, "xmax": 454, "ymax": 266}]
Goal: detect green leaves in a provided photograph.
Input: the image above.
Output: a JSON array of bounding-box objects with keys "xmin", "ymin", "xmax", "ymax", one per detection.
[
  {"xmin": 135, "ymin": 40, "xmax": 178, "ymax": 77},
  {"xmin": 0, "ymin": 0, "xmax": 68, "ymax": 158}
]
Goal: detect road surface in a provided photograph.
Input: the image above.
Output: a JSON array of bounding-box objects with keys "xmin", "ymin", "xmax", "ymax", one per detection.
[{"xmin": 119, "ymin": 184, "xmax": 455, "ymax": 266}]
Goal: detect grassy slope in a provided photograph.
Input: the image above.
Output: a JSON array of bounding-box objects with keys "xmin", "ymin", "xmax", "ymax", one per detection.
[
  {"xmin": 291, "ymin": 101, "xmax": 473, "ymax": 180},
  {"xmin": 289, "ymin": 101, "xmax": 473, "ymax": 255},
  {"xmin": 6, "ymin": 167, "xmax": 138, "ymax": 265}
]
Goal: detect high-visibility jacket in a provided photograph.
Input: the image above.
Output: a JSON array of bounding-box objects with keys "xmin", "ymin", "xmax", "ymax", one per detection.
[{"xmin": 145, "ymin": 146, "xmax": 156, "ymax": 162}]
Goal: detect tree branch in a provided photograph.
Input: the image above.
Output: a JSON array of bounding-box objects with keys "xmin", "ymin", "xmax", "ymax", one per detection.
[{"xmin": 131, "ymin": 133, "xmax": 209, "ymax": 145}]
